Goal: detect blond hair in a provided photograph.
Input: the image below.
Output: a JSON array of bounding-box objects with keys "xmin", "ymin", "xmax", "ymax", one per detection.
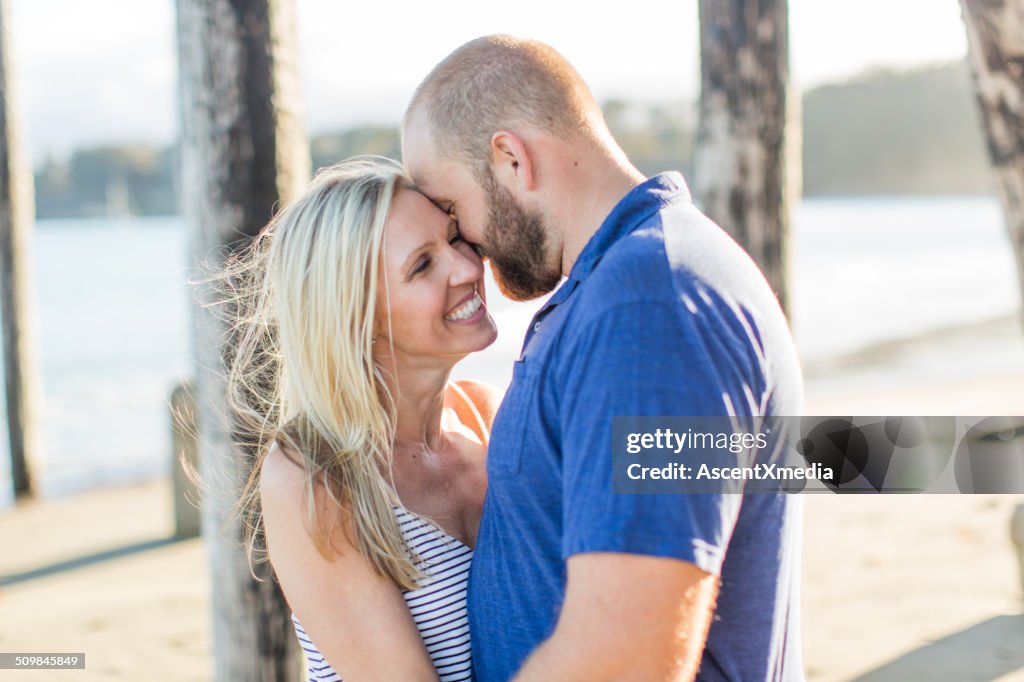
[{"xmin": 217, "ymin": 155, "xmax": 422, "ymax": 589}]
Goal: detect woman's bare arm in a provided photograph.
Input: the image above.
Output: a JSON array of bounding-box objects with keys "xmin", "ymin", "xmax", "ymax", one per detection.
[{"xmin": 260, "ymin": 442, "xmax": 439, "ymax": 682}]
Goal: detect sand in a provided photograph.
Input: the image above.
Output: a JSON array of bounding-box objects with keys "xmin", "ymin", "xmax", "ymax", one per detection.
[{"xmin": 0, "ymin": 480, "xmax": 210, "ymax": 681}]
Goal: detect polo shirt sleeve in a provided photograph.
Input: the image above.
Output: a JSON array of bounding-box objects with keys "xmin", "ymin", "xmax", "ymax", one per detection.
[{"xmin": 559, "ymin": 299, "xmax": 749, "ymax": 577}]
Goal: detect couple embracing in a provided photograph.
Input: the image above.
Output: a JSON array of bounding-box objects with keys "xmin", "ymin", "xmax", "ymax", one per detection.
[{"xmin": 227, "ymin": 35, "xmax": 803, "ymax": 682}]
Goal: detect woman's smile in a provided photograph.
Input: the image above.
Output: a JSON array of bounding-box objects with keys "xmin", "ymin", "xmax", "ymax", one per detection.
[{"xmin": 445, "ymin": 289, "xmax": 487, "ymax": 323}]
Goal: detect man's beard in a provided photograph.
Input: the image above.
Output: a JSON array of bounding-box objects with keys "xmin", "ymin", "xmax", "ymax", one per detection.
[{"xmin": 480, "ymin": 171, "xmax": 562, "ymax": 302}]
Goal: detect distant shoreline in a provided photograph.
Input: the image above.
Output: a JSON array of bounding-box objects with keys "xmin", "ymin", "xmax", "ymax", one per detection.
[
  {"xmin": 803, "ymin": 313, "xmax": 1021, "ymax": 376},
  {"xmin": 30, "ymin": 191, "xmax": 1006, "ymax": 224}
]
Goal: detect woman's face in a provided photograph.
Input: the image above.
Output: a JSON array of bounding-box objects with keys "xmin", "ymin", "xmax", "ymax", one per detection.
[{"xmin": 374, "ymin": 187, "xmax": 498, "ymax": 364}]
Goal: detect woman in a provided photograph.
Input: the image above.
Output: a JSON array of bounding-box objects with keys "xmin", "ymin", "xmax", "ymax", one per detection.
[{"xmin": 223, "ymin": 156, "xmax": 499, "ymax": 681}]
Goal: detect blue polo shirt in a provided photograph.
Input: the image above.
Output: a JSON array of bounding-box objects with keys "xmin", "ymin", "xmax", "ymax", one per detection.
[{"xmin": 468, "ymin": 173, "xmax": 804, "ymax": 681}]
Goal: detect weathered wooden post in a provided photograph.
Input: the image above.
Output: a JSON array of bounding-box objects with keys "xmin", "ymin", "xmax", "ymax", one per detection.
[
  {"xmin": 0, "ymin": 0, "xmax": 40, "ymax": 500},
  {"xmin": 960, "ymin": 0, "xmax": 1024, "ymax": 322},
  {"xmin": 170, "ymin": 381, "xmax": 200, "ymax": 539},
  {"xmin": 176, "ymin": 0, "xmax": 309, "ymax": 678},
  {"xmin": 960, "ymin": 4, "xmax": 1024, "ymax": 596},
  {"xmin": 694, "ymin": 0, "xmax": 799, "ymax": 313},
  {"xmin": 1012, "ymin": 504, "xmax": 1024, "ymax": 599}
]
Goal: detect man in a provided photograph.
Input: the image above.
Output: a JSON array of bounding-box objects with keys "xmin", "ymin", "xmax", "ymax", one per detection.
[{"xmin": 402, "ymin": 35, "xmax": 804, "ymax": 681}]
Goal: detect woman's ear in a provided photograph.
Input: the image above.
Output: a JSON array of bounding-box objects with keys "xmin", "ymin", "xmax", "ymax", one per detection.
[{"xmin": 489, "ymin": 130, "xmax": 536, "ymax": 192}]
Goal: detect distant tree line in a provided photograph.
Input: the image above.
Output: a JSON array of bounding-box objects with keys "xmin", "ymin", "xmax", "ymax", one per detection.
[
  {"xmin": 802, "ymin": 61, "xmax": 991, "ymax": 195},
  {"xmin": 35, "ymin": 145, "xmax": 178, "ymax": 217},
  {"xmin": 32, "ymin": 60, "xmax": 993, "ymax": 219}
]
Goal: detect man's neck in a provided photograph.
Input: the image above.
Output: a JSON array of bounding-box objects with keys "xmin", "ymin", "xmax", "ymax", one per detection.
[{"xmin": 559, "ymin": 150, "xmax": 646, "ymax": 277}]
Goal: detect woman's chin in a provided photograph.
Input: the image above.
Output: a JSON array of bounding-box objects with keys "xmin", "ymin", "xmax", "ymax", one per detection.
[
  {"xmin": 456, "ymin": 315, "xmax": 499, "ymax": 355},
  {"xmin": 479, "ymin": 317, "xmax": 499, "ymax": 349}
]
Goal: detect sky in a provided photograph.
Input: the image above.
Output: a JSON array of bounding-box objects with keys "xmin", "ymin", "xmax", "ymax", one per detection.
[{"xmin": 11, "ymin": 0, "xmax": 969, "ymax": 164}]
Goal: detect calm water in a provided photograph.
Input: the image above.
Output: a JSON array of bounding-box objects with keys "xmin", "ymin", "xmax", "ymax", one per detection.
[{"xmin": 0, "ymin": 197, "xmax": 1018, "ymax": 505}]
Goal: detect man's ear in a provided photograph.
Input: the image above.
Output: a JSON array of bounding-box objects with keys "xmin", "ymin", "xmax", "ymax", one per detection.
[{"xmin": 489, "ymin": 130, "xmax": 537, "ymax": 192}]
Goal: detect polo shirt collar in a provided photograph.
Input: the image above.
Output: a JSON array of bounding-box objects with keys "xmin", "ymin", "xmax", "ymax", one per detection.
[
  {"xmin": 542, "ymin": 172, "xmax": 691, "ymax": 310},
  {"xmin": 569, "ymin": 171, "xmax": 690, "ymax": 283}
]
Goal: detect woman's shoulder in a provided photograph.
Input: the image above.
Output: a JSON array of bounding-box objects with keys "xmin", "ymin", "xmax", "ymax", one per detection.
[
  {"xmin": 446, "ymin": 380, "xmax": 503, "ymax": 442},
  {"xmin": 453, "ymin": 379, "xmax": 503, "ymax": 424},
  {"xmin": 261, "ymin": 438, "xmax": 307, "ymax": 498},
  {"xmin": 260, "ymin": 439, "xmax": 342, "ymax": 530},
  {"xmin": 260, "ymin": 438, "xmax": 361, "ymax": 564}
]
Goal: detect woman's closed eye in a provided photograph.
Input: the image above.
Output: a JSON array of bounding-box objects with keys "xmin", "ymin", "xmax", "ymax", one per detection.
[
  {"xmin": 410, "ymin": 256, "xmax": 431, "ymax": 277},
  {"xmin": 408, "ymin": 231, "xmax": 466, "ymax": 278}
]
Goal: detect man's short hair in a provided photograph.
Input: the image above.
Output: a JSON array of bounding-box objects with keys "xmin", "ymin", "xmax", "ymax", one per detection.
[{"xmin": 405, "ymin": 35, "xmax": 602, "ymax": 178}]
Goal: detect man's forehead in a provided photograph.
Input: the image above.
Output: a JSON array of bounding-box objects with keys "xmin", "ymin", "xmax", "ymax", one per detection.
[
  {"xmin": 406, "ymin": 155, "xmax": 461, "ymax": 206},
  {"xmin": 402, "ymin": 115, "xmax": 479, "ymax": 207},
  {"xmin": 409, "ymin": 172, "xmax": 446, "ymax": 206},
  {"xmin": 401, "ymin": 111, "xmax": 436, "ymax": 165},
  {"xmin": 402, "ymin": 142, "xmax": 442, "ymax": 194}
]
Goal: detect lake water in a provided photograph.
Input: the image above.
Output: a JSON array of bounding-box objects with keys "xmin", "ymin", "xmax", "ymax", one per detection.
[{"xmin": 0, "ymin": 196, "xmax": 1019, "ymax": 505}]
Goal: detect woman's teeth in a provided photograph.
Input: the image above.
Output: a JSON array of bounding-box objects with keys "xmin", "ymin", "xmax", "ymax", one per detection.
[{"xmin": 446, "ymin": 292, "xmax": 483, "ymax": 321}]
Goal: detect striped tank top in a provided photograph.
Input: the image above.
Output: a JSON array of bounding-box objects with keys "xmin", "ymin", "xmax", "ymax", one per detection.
[{"xmin": 291, "ymin": 506, "xmax": 474, "ymax": 681}]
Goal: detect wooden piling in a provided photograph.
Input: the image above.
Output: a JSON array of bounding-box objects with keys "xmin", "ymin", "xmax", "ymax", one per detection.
[
  {"xmin": 176, "ymin": 0, "xmax": 309, "ymax": 678},
  {"xmin": 1012, "ymin": 504, "xmax": 1024, "ymax": 599},
  {"xmin": 0, "ymin": 0, "xmax": 39, "ymax": 499},
  {"xmin": 170, "ymin": 381, "xmax": 200, "ymax": 539},
  {"xmin": 960, "ymin": 0, "xmax": 1024, "ymax": 327},
  {"xmin": 695, "ymin": 0, "xmax": 799, "ymax": 314}
]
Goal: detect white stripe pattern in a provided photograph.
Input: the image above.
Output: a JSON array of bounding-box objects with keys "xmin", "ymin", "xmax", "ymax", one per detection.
[{"xmin": 291, "ymin": 507, "xmax": 474, "ymax": 682}]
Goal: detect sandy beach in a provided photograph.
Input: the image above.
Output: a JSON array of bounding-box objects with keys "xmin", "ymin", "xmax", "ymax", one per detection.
[
  {"xmin": 1, "ymin": 318, "xmax": 1023, "ymax": 681},
  {"xmin": 0, "ymin": 480, "xmax": 211, "ymax": 681},
  {"xmin": 801, "ymin": 315, "xmax": 1024, "ymax": 681}
]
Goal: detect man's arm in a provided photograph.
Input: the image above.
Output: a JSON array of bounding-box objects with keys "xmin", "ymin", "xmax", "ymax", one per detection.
[{"xmin": 513, "ymin": 553, "xmax": 718, "ymax": 682}]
